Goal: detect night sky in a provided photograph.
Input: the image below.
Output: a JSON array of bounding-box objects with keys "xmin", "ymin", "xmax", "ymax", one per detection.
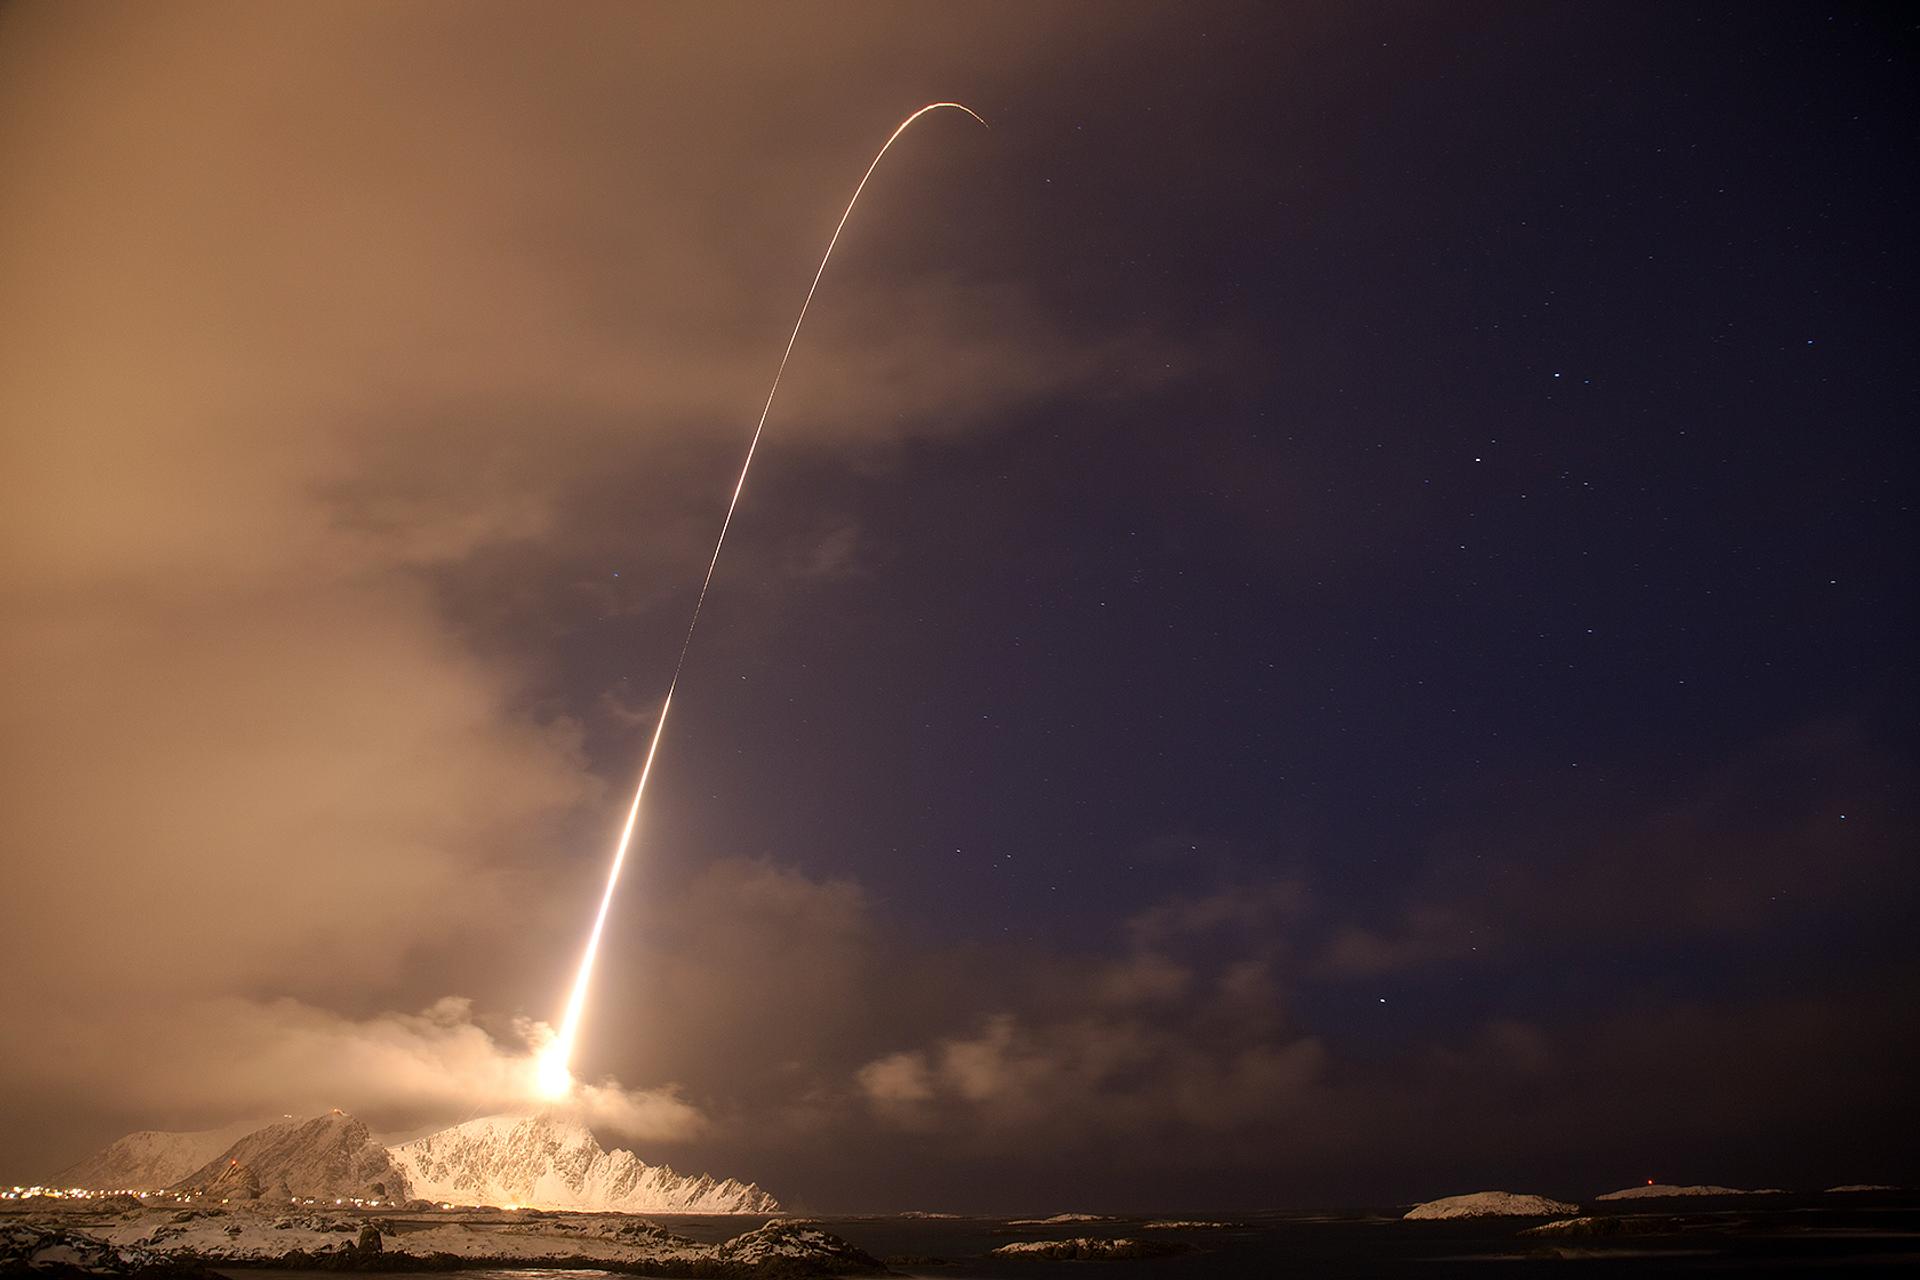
[{"xmin": 2, "ymin": 2, "xmax": 1914, "ymax": 1210}]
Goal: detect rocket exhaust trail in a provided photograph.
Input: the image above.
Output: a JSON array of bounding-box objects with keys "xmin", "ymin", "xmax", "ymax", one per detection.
[{"xmin": 535, "ymin": 102, "xmax": 988, "ymax": 1099}]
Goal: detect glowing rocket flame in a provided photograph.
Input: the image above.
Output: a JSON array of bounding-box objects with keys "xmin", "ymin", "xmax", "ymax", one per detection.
[{"xmin": 534, "ymin": 103, "xmax": 988, "ymax": 1101}]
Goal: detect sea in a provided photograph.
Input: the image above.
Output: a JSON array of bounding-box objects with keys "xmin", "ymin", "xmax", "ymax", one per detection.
[{"xmin": 243, "ymin": 1189, "xmax": 1920, "ymax": 1277}]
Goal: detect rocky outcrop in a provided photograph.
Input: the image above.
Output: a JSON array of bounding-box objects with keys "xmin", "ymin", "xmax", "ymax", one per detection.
[
  {"xmin": 1404, "ymin": 1191, "xmax": 1581, "ymax": 1219},
  {"xmin": 190, "ymin": 1160, "xmax": 260, "ymax": 1202},
  {"xmin": 710, "ymin": 1221, "xmax": 884, "ymax": 1270},
  {"xmin": 0, "ymin": 1224, "xmax": 220, "ymax": 1278},
  {"xmin": 990, "ymin": 1237, "xmax": 1185, "ymax": 1260},
  {"xmin": 1596, "ymin": 1183, "xmax": 1779, "ymax": 1200}
]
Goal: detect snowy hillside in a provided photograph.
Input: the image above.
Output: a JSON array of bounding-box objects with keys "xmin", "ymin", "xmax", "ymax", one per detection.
[
  {"xmin": 388, "ymin": 1112, "xmax": 778, "ymax": 1213},
  {"xmin": 172, "ymin": 1111, "xmax": 407, "ymax": 1201},
  {"xmin": 1404, "ymin": 1191, "xmax": 1580, "ymax": 1219},
  {"xmin": 53, "ymin": 1122, "xmax": 258, "ymax": 1191}
]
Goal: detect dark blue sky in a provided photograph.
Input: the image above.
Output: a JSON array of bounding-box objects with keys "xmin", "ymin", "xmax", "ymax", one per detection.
[{"xmin": 542, "ymin": 7, "xmax": 1910, "ymax": 971}]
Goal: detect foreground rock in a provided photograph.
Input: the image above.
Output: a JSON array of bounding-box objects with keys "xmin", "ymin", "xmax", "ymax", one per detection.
[
  {"xmin": 710, "ymin": 1221, "xmax": 884, "ymax": 1270},
  {"xmin": 1404, "ymin": 1191, "xmax": 1581, "ymax": 1219},
  {"xmin": 0, "ymin": 1224, "xmax": 219, "ymax": 1278},
  {"xmin": 0, "ymin": 1206, "xmax": 878, "ymax": 1276},
  {"xmin": 991, "ymin": 1237, "xmax": 1185, "ymax": 1260}
]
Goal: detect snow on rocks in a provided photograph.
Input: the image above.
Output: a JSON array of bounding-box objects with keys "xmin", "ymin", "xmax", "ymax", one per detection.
[
  {"xmin": 95, "ymin": 1208, "xmax": 376, "ymax": 1264},
  {"xmin": 1595, "ymin": 1183, "xmax": 1781, "ymax": 1200},
  {"xmin": 710, "ymin": 1221, "xmax": 885, "ymax": 1270},
  {"xmin": 1520, "ymin": 1215, "xmax": 1656, "ymax": 1238},
  {"xmin": 1, "ymin": 1224, "xmax": 217, "ymax": 1277},
  {"xmin": 1004, "ymin": 1212, "xmax": 1114, "ymax": 1225},
  {"xmin": 990, "ymin": 1237, "xmax": 1184, "ymax": 1260},
  {"xmin": 389, "ymin": 1112, "xmax": 778, "ymax": 1214},
  {"xmin": 1403, "ymin": 1191, "xmax": 1581, "ymax": 1219},
  {"xmin": 14, "ymin": 1203, "xmax": 878, "ymax": 1275}
]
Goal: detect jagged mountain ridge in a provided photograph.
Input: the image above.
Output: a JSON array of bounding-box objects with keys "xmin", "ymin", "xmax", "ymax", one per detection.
[
  {"xmin": 171, "ymin": 1111, "xmax": 407, "ymax": 1201},
  {"xmin": 52, "ymin": 1122, "xmax": 259, "ymax": 1191},
  {"xmin": 388, "ymin": 1113, "xmax": 779, "ymax": 1213},
  {"xmin": 57, "ymin": 1109, "xmax": 775, "ymax": 1214}
]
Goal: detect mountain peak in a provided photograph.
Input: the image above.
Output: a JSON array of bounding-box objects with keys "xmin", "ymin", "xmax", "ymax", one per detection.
[
  {"xmin": 172, "ymin": 1111, "xmax": 406, "ymax": 1202},
  {"xmin": 54, "ymin": 1121, "xmax": 261, "ymax": 1192},
  {"xmin": 439, "ymin": 1109, "xmax": 596, "ymax": 1142}
]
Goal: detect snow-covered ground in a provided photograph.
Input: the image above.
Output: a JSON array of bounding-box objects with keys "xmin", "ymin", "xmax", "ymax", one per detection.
[
  {"xmin": 3, "ymin": 1204, "xmax": 870, "ymax": 1274},
  {"xmin": 1404, "ymin": 1191, "xmax": 1581, "ymax": 1219}
]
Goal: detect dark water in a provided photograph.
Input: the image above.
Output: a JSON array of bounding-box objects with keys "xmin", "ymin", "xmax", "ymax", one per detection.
[{"xmin": 242, "ymin": 1192, "xmax": 1920, "ymax": 1278}]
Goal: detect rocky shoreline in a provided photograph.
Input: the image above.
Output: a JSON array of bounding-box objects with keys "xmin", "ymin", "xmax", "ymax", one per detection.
[{"xmin": 0, "ymin": 1203, "xmax": 883, "ymax": 1277}]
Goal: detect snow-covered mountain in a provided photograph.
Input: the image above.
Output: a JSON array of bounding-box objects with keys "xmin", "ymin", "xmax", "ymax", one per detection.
[
  {"xmin": 172, "ymin": 1111, "xmax": 407, "ymax": 1202},
  {"xmin": 60, "ymin": 1110, "xmax": 774, "ymax": 1214},
  {"xmin": 388, "ymin": 1113, "xmax": 778, "ymax": 1214},
  {"xmin": 54, "ymin": 1122, "xmax": 259, "ymax": 1191}
]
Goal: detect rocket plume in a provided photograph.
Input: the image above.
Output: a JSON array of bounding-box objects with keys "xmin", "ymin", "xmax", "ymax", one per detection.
[{"xmin": 534, "ymin": 102, "xmax": 988, "ymax": 1100}]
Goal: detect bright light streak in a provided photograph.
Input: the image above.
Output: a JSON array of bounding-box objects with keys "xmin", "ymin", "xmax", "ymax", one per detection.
[{"xmin": 535, "ymin": 103, "xmax": 987, "ymax": 1099}]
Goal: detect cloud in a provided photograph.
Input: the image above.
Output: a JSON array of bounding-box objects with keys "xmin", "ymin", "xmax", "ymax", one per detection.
[
  {"xmin": 1125, "ymin": 879, "xmax": 1311, "ymax": 949},
  {"xmin": 848, "ymin": 884, "xmax": 1327, "ymax": 1150},
  {"xmin": 1332, "ymin": 718, "xmax": 1911, "ymax": 972},
  {"xmin": 1320, "ymin": 904, "xmax": 1479, "ymax": 977},
  {"xmin": 855, "ymin": 1053, "xmax": 937, "ymax": 1112},
  {"xmin": 857, "ymin": 1011, "xmax": 1327, "ymax": 1141},
  {"xmin": 0, "ymin": 1, "xmax": 1183, "ymax": 1175},
  {"xmin": 13, "ymin": 995, "xmax": 703, "ymax": 1149}
]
